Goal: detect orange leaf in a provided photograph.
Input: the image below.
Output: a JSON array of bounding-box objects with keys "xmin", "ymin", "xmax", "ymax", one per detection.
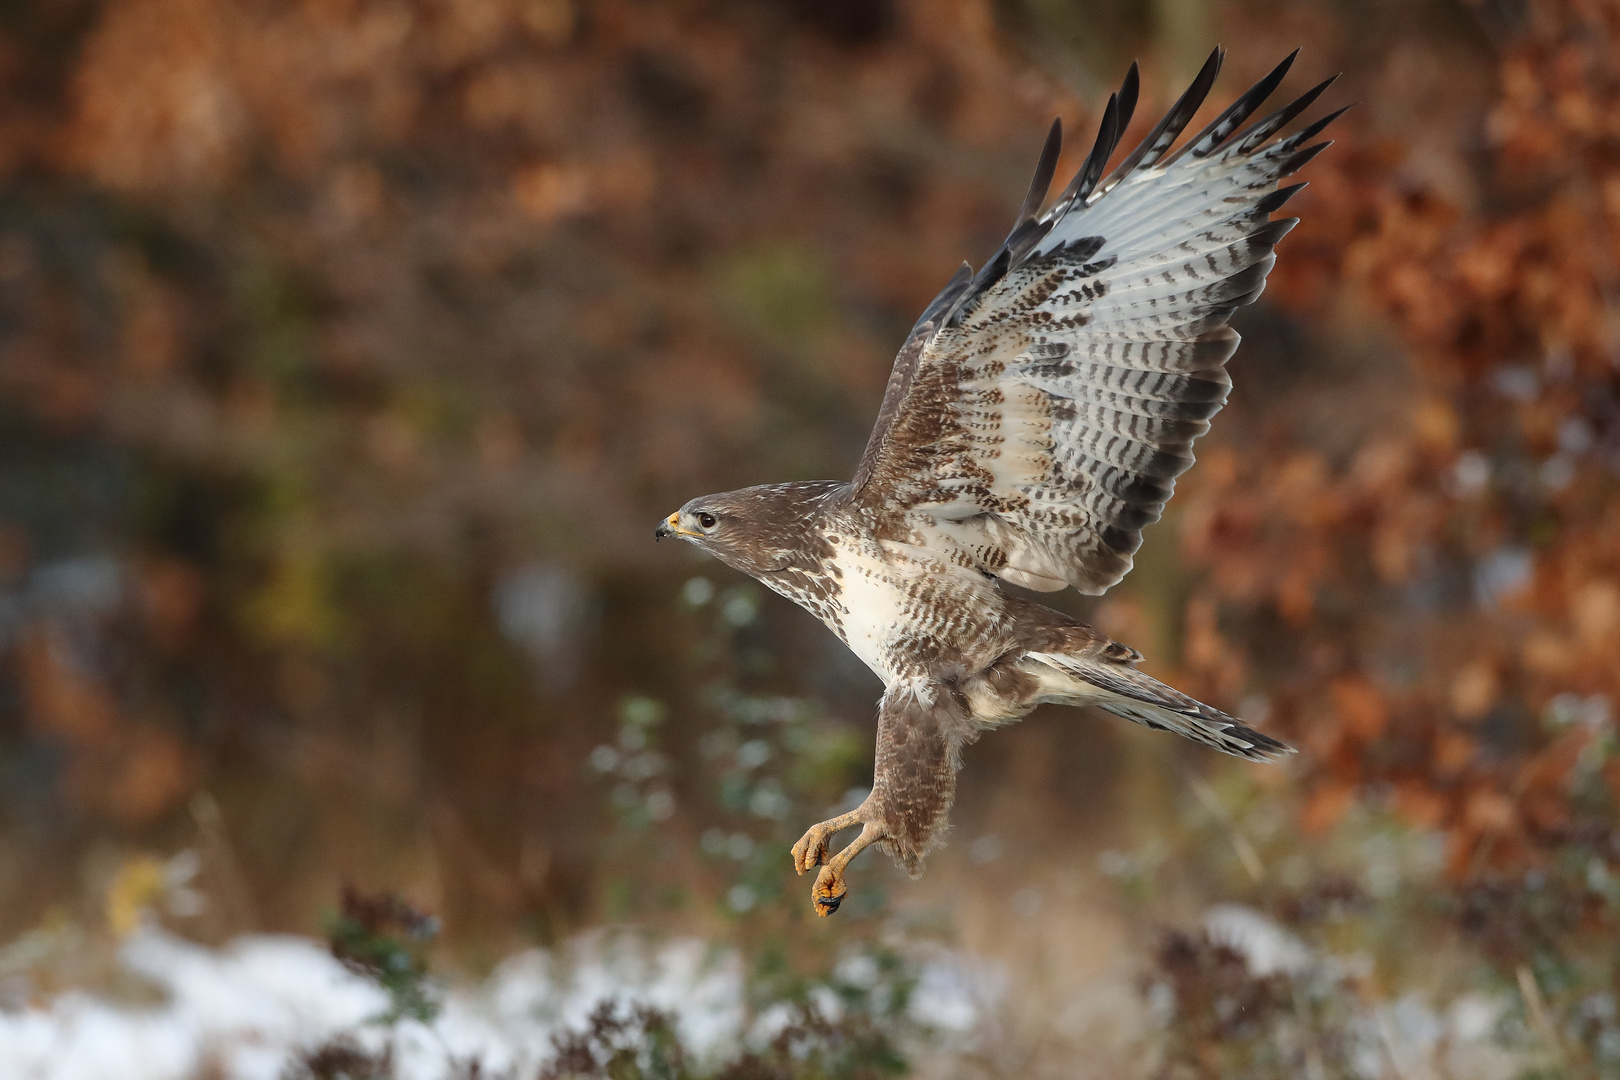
[
  {"xmin": 1301, "ymin": 780, "xmax": 1357, "ymax": 834},
  {"xmin": 1331, "ymin": 677, "xmax": 1389, "ymax": 741}
]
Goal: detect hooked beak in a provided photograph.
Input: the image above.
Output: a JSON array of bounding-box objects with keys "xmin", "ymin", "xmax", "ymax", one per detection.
[{"xmin": 654, "ymin": 512, "xmax": 698, "ymax": 541}]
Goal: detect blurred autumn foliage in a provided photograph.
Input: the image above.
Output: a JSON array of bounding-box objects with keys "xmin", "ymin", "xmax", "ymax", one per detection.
[
  {"xmin": 1175, "ymin": 0, "xmax": 1620, "ymax": 878},
  {"xmin": 0, "ymin": 0, "xmax": 1618, "ymax": 1074}
]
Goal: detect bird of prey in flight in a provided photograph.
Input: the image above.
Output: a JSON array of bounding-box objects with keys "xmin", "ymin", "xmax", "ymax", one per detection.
[{"xmin": 656, "ymin": 49, "xmax": 1340, "ymax": 915}]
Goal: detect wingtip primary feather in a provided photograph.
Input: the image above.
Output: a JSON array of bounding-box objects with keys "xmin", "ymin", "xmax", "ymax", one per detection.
[
  {"xmin": 1286, "ymin": 103, "xmax": 1353, "ymax": 147},
  {"xmin": 1255, "ymin": 181, "xmax": 1308, "ymax": 214},
  {"xmin": 1116, "ymin": 61, "xmax": 1141, "ymax": 136},
  {"xmin": 1097, "ymin": 45, "xmax": 1224, "ymax": 190},
  {"xmin": 1235, "ymin": 72, "xmax": 1341, "ymax": 154},
  {"xmin": 1053, "ymin": 90, "xmax": 1122, "ymax": 213},
  {"xmin": 1232, "ymin": 725, "xmax": 1297, "ymax": 761},
  {"xmin": 1013, "ymin": 117, "xmax": 1063, "ymax": 228},
  {"xmin": 1280, "ymin": 140, "xmax": 1333, "ymax": 176},
  {"xmin": 1165, "ymin": 48, "xmax": 1301, "ymax": 166},
  {"xmin": 904, "ymin": 260, "xmax": 975, "ymax": 341}
]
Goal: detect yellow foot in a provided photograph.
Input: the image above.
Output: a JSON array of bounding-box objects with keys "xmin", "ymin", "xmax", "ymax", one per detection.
[
  {"xmin": 790, "ymin": 827, "xmax": 828, "ymax": 875},
  {"xmin": 790, "ymin": 813, "xmax": 855, "ymax": 875},
  {"xmin": 811, "ymin": 863, "xmax": 847, "ymax": 917},
  {"xmin": 789, "ymin": 810, "xmax": 874, "ymax": 916}
]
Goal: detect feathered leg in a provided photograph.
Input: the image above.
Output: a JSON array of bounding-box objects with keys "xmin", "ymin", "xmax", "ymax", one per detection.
[{"xmin": 789, "ymin": 676, "xmax": 972, "ymax": 916}]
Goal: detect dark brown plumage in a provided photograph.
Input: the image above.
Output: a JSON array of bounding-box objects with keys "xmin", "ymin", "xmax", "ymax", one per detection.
[{"xmin": 656, "ymin": 50, "xmax": 1338, "ymax": 915}]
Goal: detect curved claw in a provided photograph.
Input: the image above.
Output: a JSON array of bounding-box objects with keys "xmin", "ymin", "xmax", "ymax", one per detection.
[
  {"xmin": 814, "ymin": 891, "xmax": 845, "ymax": 915},
  {"xmin": 812, "ymin": 864, "xmax": 847, "ymax": 917}
]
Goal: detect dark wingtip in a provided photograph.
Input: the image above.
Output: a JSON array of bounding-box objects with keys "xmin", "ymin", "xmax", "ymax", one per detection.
[
  {"xmin": 1117, "ymin": 61, "xmax": 1140, "ymax": 134},
  {"xmin": 1245, "ymin": 730, "xmax": 1298, "ymax": 761},
  {"xmin": 1235, "ymin": 72, "xmax": 1342, "ymax": 154},
  {"xmin": 906, "ymin": 260, "xmax": 976, "ymax": 340},
  {"xmin": 1326, "ymin": 100, "xmax": 1358, "ymax": 123},
  {"xmin": 1220, "ymin": 715, "xmax": 1297, "ymax": 761},
  {"xmin": 1288, "ymin": 103, "xmax": 1353, "ymax": 146},
  {"xmin": 1168, "ymin": 48, "xmax": 1302, "ymax": 165},
  {"xmin": 945, "ymin": 246, "xmax": 1012, "ymax": 329},
  {"xmin": 1280, "ymin": 140, "xmax": 1333, "ymax": 176},
  {"xmin": 1013, "ymin": 117, "xmax": 1063, "ymax": 227},
  {"xmin": 1053, "ymin": 89, "xmax": 1122, "ymax": 212},
  {"xmin": 1097, "ymin": 46, "xmax": 1224, "ymax": 190},
  {"xmin": 1255, "ymin": 181, "xmax": 1308, "ymax": 214}
]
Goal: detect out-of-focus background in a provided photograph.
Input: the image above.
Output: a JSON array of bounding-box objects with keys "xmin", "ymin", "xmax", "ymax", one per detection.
[{"xmin": 0, "ymin": 0, "xmax": 1617, "ymax": 1076}]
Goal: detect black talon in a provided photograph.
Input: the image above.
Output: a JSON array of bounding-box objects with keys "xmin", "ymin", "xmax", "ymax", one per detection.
[{"xmin": 815, "ymin": 892, "xmax": 845, "ymax": 913}]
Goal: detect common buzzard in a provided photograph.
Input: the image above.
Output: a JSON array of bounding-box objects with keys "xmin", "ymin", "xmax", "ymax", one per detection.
[{"xmin": 657, "ymin": 50, "xmax": 1340, "ymax": 915}]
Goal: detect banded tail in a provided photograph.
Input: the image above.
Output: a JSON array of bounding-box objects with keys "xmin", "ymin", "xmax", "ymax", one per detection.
[{"xmin": 1027, "ymin": 650, "xmax": 1294, "ymax": 762}]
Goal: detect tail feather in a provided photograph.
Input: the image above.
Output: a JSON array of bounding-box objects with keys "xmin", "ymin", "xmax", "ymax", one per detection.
[{"xmin": 1026, "ymin": 650, "xmax": 1294, "ymax": 762}]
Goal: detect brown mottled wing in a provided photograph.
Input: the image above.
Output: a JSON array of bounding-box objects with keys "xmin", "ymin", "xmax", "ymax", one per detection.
[
  {"xmin": 852, "ymin": 262, "xmax": 973, "ymax": 492},
  {"xmin": 852, "ymin": 51, "xmax": 1342, "ymax": 594}
]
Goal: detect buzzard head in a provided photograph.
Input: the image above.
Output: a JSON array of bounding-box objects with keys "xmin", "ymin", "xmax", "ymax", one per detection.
[{"xmin": 654, "ymin": 481, "xmax": 844, "ymax": 578}]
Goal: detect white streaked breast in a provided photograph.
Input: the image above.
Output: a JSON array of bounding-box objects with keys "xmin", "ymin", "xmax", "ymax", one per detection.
[{"xmin": 828, "ymin": 541, "xmax": 915, "ymax": 684}]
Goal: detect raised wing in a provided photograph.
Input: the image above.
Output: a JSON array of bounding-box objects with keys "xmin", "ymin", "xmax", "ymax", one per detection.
[{"xmin": 852, "ymin": 50, "xmax": 1343, "ymax": 594}]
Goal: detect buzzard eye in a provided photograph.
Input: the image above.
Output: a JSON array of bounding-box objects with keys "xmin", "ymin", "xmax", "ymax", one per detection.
[{"xmin": 697, "ymin": 512, "xmax": 717, "ymax": 530}]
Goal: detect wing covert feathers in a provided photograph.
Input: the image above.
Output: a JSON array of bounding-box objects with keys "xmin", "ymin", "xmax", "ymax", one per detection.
[{"xmin": 853, "ymin": 51, "xmax": 1341, "ymax": 595}]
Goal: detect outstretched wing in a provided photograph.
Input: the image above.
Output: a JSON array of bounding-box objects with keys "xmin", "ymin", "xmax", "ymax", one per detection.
[{"xmin": 851, "ymin": 50, "xmax": 1343, "ymax": 594}]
